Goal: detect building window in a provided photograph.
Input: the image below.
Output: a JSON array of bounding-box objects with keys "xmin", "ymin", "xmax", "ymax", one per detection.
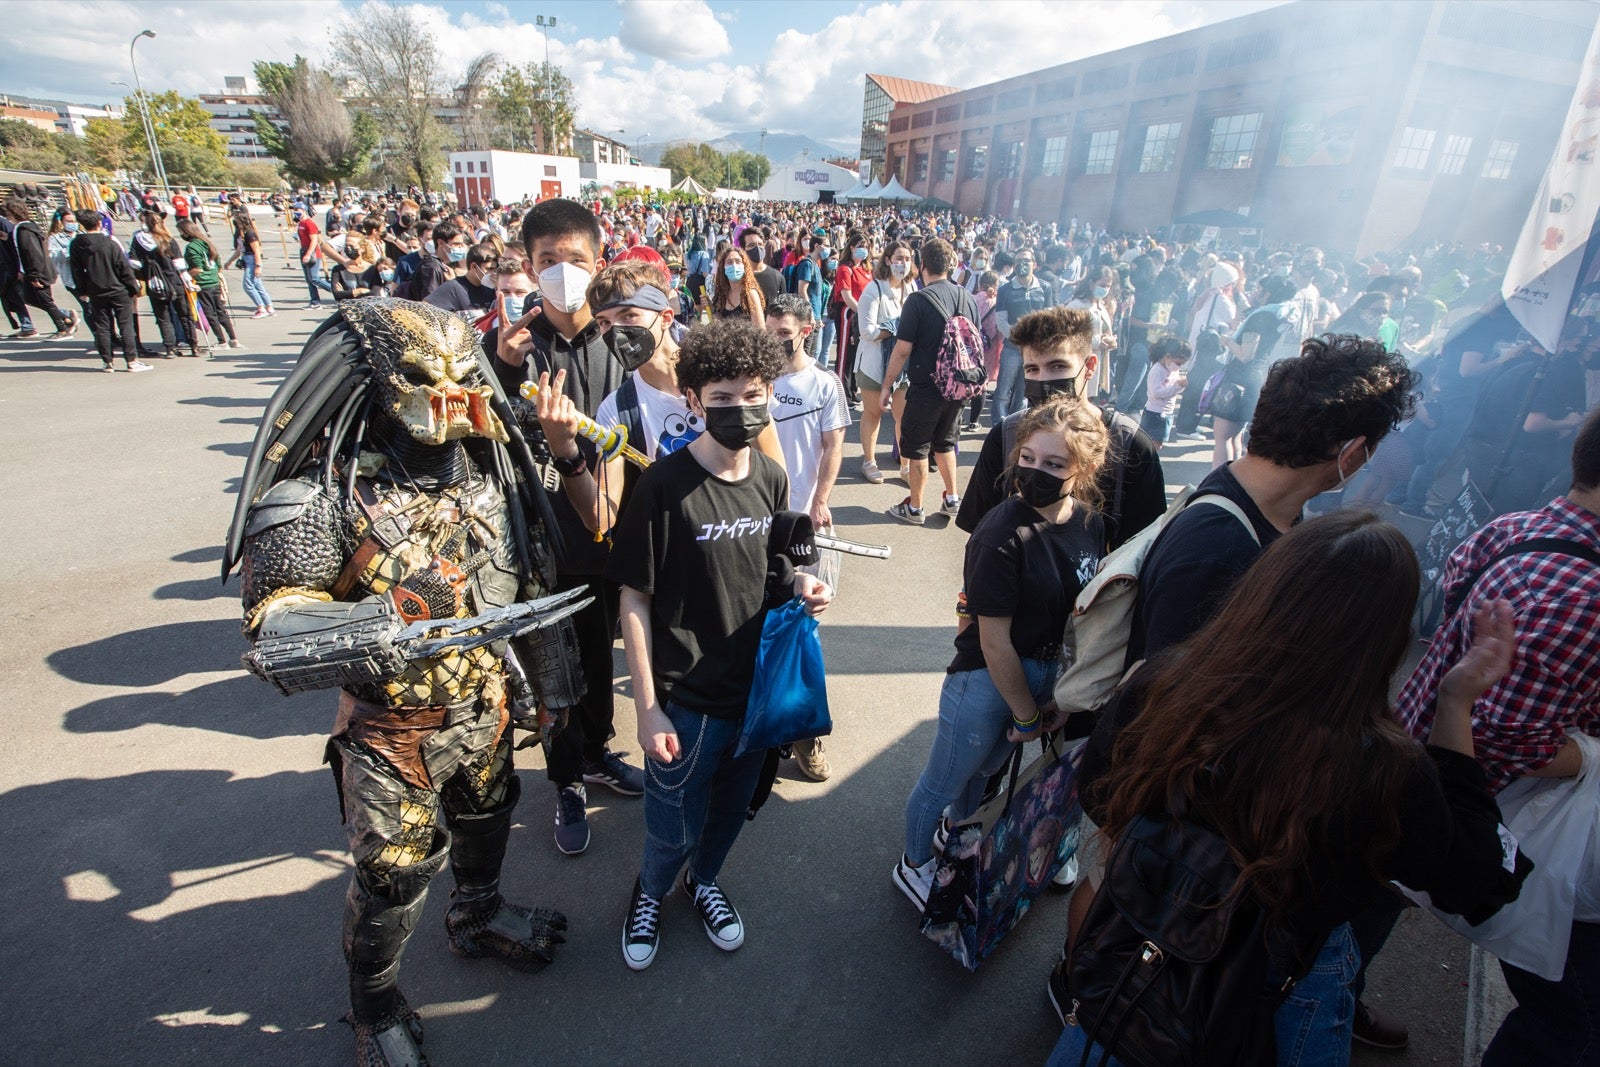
[
  {"xmin": 1036, "ymin": 77, "xmax": 1074, "ymax": 104},
  {"xmin": 1393, "ymin": 126, "xmax": 1436, "ymax": 170},
  {"xmin": 997, "ymin": 87, "xmax": 1032, "ymax": 111},
  {"xmin": 912, "ymin": 110, "xmax": 934, "ymax": 129},
  {"xmin": 1205, "ymin": 30, "xmax": 1281, "ymax": 71},
  {"xmin": 1205, "ymin": 112, "xmax": 1262, "ymax": 169},
  {"xmin": 963, "ymin": 97, "xmax": 994, "ymax": 119},
  {"xmin": 1084, "ymin": 130, "xmax": 1118, "ymax": 175},
  {"xmin": 465, "ymin": 161, "xmax": 475, "ymax": 173},
  {"xmin": 995, "ymin": 142, "xmax": 1021, "ymax": 179},
  {"xmin": 1139, "ymin": 122, "xmax": 1182, "ymax": 173},
  {"xmin": 1137, "ymin": 48, "xmax": 1198, "ymax": 84},
  {"xmin": 1482, "ymin": 139, "xmax": 1519, "ymax": 180},
  {"xmin": 1040, "ymin": 136, "xmax": 1068, "ymax": 177},
  {"xmin": 966, "ymin": 144, "xmax": 988, "ymax": 179},
  {"xmin": 544, "ymin": 165, "xmax": 557, "ymax": 176},
  {"xmin": 936, "ymin": 104, "xmax": 961, "ymax": 124},
  {"xmin": 1082, "ymin": 65, "xmax": 1131, "ymax": 95},
  {"xmin": 889, "ymin": 115, "xmax": 910, "ymax": 134},
  {"xmin": 1437, "ymin": 134, "xmax": 1473, "ymax": 176},
  {"xmin": 915, "ymin": 153, "xmax": 929, "ymax": 181},
  {"xmin": 938, "ymin": 149, "xmax": 956, "ymax": 181}
]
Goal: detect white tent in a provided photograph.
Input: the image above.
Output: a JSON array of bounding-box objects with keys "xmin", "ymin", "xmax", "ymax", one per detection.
[
  {"xmin": 837, "ymin": 182, "xmax": 872, "ymax": 202},
  {"xmin": 756, "ymin": 157, "xmax": 859, "ymax": 201},
  {"xmin": 846, "ymin": 180, "xmax": 884, "ymax": 202},
  {"xmin": 879, "ymin": 176, "xmax": 918, "ymax": 200},
  {"xmin": 672, "ymin": 174, "xmax": 710, "ymax": 196},
  {"xmin": 714, "ymin": 187, "xmax": 756, "ymax": 201}
]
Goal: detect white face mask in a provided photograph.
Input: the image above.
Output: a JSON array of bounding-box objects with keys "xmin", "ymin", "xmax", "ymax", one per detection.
[
  {"xmin": 1333, "ymin": 438, "xmax": 1370, "ymax": 492},
  {"xmin": 537, "ymin": 261, "xmax": 592, "ymax": 315}
]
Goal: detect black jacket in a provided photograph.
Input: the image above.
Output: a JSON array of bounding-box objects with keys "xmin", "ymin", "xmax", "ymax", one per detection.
[
  {"xmin": 12, "ymin": 220, "xmax": 55, "ymax": 284},
  {"xmin": 68, "ymin": 231, "xmax": 139, "ymax": 300}
]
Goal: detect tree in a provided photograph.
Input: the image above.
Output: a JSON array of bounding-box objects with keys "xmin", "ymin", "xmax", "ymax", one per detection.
[
  {"xmin": 119, "ymin": 90, "xmax": 231, "ymax": 185},
  {"xmin": 492, "ymin": 61, "xmax": 574, "ymax": 154},
  {"xmin": 659, "ymin": 142, "xmax": 725, "ymax": 190},
  {"xmin": 229, "ymin": 160, "xmax": 285, "ymax": 190},
  {"xmin": 728, "ymin": 150, "xmax": 771, "ymax": 191},
  {"xmin": 250, "ymin": 56, "xmax": 378, "ymax": 192},
  {"xmin": 335, "ymin": 3, "xmax": 450, "ymax": 189},
  {"xmin": 84, "ymin": 117, "xmax": 134, "ymax": 173},
  {"xmin": 455, "ymin": 52, "xmax": 501, "ymax": 151}
]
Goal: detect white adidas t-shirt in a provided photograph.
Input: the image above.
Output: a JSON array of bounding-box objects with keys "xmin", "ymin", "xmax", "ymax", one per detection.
[
  {"xmin": 594, "ymin": 372, "xmax": 703, "ymax": 461},
  {"xmin": 769, "ymin": 362, "xmax": 852, "ymax": 513}
]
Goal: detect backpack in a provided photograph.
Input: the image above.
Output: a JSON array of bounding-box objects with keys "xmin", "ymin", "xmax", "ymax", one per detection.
[
  {"xmin": 926, "ymin": 283, "xmax": 986, "ymax": 401},
  {"xmin": 1053, "ymin": 489, "xmax": 1257, "ymax": 715},
  {"xmin": 1067, "ymin": 810, "xmax": 1287, "ymax": 1067}
]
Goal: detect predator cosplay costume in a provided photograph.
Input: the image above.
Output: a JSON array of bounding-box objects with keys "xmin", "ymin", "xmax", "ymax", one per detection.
[{"xmin": 223, "ymin": 299, "xmax": 584, "ymax": 1066}]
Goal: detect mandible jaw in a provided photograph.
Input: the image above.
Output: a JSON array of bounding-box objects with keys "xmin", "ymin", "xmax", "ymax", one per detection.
[{"xmin": 398, "ymin": 382, "xmax": 508, "ymax": 444}]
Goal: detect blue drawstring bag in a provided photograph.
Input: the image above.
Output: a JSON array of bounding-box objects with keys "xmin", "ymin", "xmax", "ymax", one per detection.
[{"xmin": 735, "ymin": 597, "xmax": 831, "ymax": 758}]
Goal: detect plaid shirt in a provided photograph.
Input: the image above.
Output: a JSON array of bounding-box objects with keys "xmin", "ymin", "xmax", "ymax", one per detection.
[{"xmin": 1398, "ymin": 497, "xmax": 1600, "ymax": 793}]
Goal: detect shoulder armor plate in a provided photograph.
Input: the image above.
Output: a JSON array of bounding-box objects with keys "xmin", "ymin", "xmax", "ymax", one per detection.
[{"xmin": 244, "ymin": 478, "xmax": 326, "ymax": 539}]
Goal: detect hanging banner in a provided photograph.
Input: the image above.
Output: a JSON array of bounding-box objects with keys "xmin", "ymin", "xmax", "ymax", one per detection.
[{"xmin": 1503, "ymin": 21, "xmax": 1600, "ymax": 352}]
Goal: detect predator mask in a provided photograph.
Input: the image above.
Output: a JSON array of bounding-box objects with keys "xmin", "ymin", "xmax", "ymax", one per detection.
[{"xmin": 340, "ymin": 299, "xmax": 509, "ymax": 445}]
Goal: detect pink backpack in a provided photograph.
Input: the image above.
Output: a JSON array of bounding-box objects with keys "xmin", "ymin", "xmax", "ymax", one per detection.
[{"xmin": 933, "ymin": 310, "xmax": 987, "ymax": 401}]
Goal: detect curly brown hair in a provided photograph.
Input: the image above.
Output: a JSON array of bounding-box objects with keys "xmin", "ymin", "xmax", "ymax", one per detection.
[
  {"xmin": 676, "ymin": 319, "xmax": 785, "ymax": 396},
  {"xmin": 1005, "ymin": 394, "xmax": 1109, "ymax": 510},
  {"xmin": 1248, "ymin": 333, "xmax": 1417, "ymax": 469}
]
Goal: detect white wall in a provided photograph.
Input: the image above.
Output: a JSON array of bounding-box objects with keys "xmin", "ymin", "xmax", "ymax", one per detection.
[
  {"xmin": 579, "ymin": 161, "xmax": 674, "ymax": 191},
  {"xmin": 757, "ymin": 158, "xmax": 859, "ymax": 201},
  {"xmin": 450, "ymin": 150, "xmax": 582, "ymax": 202}
]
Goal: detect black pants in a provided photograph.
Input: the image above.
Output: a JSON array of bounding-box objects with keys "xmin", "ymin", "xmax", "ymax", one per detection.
[
  {"xmin": 20, "ymin": 279, "xmax": 71, "ymax": 331},
  {"xmin": 197, "ymin": 285, "xmax": 236, "ymax": 343},
  {"xmin": 89, "ymin": 291, "xmax": 139, "ymax": 365},
  {"xmin": 148, "ymin": 293, "xmax": 196, "ymax": 350},
  {"xmin": 544, "ymin": 574, "xmax": 622, "ymax": 787},
  {"xmin": 65, "ymin": 286, "xmax": 93, "ymax": 319},
  {"xmin": 2, "ymin": 277, "xmax": 33, "ymax": 330}
]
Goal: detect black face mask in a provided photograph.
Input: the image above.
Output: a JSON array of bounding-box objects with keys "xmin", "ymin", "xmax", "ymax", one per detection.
[
  {"xmin": 1023, "ymin": 375, "xmax": 1082, "ymax": 406},
  {"xmin": 701, "ymin": 402, "xmax": 770, "ymax": 451},
  {"xmin": 1014, "ymin": 466, "xmax": 1068, "ymax": 508},
  {"xmin": 605, "ymin": 318, "xmax": 660, "ymax": 372},
  {"xmin": 744, "ymin": 245, "xmax": 765, "ymax": 264}
]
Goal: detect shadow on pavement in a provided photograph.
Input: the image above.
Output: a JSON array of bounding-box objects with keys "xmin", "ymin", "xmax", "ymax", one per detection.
[
  {"xmin": 62, "ymin": 673, "xmax": 330, "ymax": 739},
  {"xmin": 48, "ymin": 618, "xmax": 247, "ymax": 687}
]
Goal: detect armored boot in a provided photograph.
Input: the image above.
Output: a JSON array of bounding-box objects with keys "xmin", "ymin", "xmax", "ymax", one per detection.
[
  {"xmin": 342, "ymin": 831, "xmax": 449, "ymax": 1067},
  {"xmin": 443, "ymin": 776, "xmax": 568, "ymax": 971}
]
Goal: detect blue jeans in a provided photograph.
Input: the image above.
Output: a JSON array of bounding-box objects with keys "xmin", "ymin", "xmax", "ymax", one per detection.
[
  {"xmin": 638, "ymin": 702, "xmax": 767, "ymax": 900},
  {"xmin": 991, "ymin": 343, "xmax": 1025, "ymax": 426},
  {"xmin": 1117, "ymin": 340, "xmax": 1151, "ymax": 412},
  {"xmin": 1485, "ymin": 921, "xmax": 1600, "ymax": 1066},
  {"xmin": 903, "ymin": 658, "xmax": 1055, "ymax": 865},
  {"xmin": 1401, "ymin": 399, "xmax": 1470, "ymax": 513},
  {"xmin": 302, "ymin": 259, "xmax": 331, "ymax": 303},
  {"xmin": 817, "ymin": 316, "xmax": 835, "ymax": 370},
  {"xmin": 1138, "ymin": 408, "xmax": 1172, "ymax": 445},
  {"xmin": 1045, "ymin": 923, "xmax": 1359, "ymax": 1067},
  {"xmin": 241, "ymin": 254, "xmax": 272, "ymax": 309}
]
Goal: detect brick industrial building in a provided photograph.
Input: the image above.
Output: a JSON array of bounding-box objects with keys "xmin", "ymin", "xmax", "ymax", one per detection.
[{"xmin": 876, "ymin": 0, "xmax": 1597, "ymax": 253}]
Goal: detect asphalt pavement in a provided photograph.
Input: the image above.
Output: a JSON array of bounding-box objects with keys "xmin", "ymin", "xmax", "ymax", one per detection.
[{"xmin": 1, "ymin": 254, "xmax": 1488, "ymax": 1065}]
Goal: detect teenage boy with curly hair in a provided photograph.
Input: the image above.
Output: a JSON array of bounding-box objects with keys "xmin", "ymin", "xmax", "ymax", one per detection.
[{"xmin": 606, "ymin": 319, "xmax": 832, "ymax": 971}]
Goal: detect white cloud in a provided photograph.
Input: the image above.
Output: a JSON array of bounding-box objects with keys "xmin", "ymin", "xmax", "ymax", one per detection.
[
  {"xmin": 3, "ymin": 0, "xmax": 1283, "ymax": 155},
  {"xmin": 617, "ymin": 0, "xmax": 731, "ymax": 63}
]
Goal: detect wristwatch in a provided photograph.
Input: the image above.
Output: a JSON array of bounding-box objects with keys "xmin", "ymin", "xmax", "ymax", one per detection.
[{"xmin": 551, "ymin": 451, "xmax": 587, "ymax": 478}]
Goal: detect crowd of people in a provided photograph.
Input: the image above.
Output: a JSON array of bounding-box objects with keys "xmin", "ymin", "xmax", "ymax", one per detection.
[{"xmin": 11, "ymin": 172, "xmax": 1598, "ymax": 1065}]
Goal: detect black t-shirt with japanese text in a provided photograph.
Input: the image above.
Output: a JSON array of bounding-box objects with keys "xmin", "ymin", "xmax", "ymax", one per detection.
[
  {"xmin": 949, "ymin": 496, "xmax": 1104, "ymax": 673},
  {"xmin": 605, "ymin": 447, "xmax": 789, "ymax": 718}
]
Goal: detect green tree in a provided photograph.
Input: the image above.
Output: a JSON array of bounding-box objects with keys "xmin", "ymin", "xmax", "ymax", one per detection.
[
  {"xmin": 116, "ymin": 90, "xmax": 230, "ymax": 185},
  {"xmin": 229, "ymin": 160, "xmax": 285, "ymax": 189},
  {"xmin": 250, "ymin": 56, "xmax": 378, "ymax": 192},
  {"xmin": 728, "ymin": 150, "xmax": 771, "ymax": 191},
  {"xmin": 492, "ymin": 61, "xmax": 575, "ymax": 154},
  {"xmin": 84, "ymin": 117, "xmax": 134, "ymax": 173},
  {"xmin": 659, "ymin": 142, "xmax": 726, "ymax": 190},
  {"xmin": 335, "ymin": 3, "xmax": 451, "ymax": 189},
  {"xmin": 0, "ymin": 118, "xmax": 52, "ymax": 150},
  {"xmin": 0, "ymin": 120, "xmax": 66, "ymax": 172}
]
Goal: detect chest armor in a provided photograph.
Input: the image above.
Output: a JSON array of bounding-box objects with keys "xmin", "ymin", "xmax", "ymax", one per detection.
[{"xmin": 341, "ymin": 473, "xmax": 521, "ymax": 708}]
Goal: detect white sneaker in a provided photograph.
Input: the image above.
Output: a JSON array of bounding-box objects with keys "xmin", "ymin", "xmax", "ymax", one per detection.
[
  {"xmin": 683, "ymin": 871, "xmax": 744, "ymax": 951},
  {"xmin": 1052, "ymin": 853, "xmax": 1078, "ymax": 888},
  {"xmin": 126, "ymin": 360, "xmax": 153, "ymax": 373},
  {"xmin": 622, "ymin": 879, "xmax": 661, "ymax": 971},
  {"xmin": 893, "ymin": 854, "xmax": 937, "ymax": 911}
]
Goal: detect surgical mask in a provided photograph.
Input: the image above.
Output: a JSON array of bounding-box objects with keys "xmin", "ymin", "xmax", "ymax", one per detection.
[
  {"xmin": 724, "ymin": 263, "xmax": 745, "ymax": 282},
  {"xmin": 502, "ymin": 293, "xmax": 527, "ymax": 320},
  {"xmin": 447, "ymin": 245, "xmax": 469, "ymax": 263},
  {"xmin": 64, "ymin": 222, "xmax": 79, "ymax": 233},
  {"xmin": 1333, "ymin": 439, "xmax": 1370, "ymax": 492},
  {"xmin": 852, "ymin": 247, "xmax": 868, "ymax": 262},
  {"xmin": 1014, "ymin": 466, "xmax": 1068, "ymax": 508},
  {"xmin": 1093, "ymin": 285, "xmax": 1110, "ymax": 299},
  {"xmin": 538, "ymin": 261, "xmax": 592, "ymax": 314},
  {"xmin": 605, "ymin": 319, "xmax": 660, "ymax": 372},
  {"xmin": 1024, "ymin": 375, "xmax": 1082, "ymax": 405},
  {"xmin": 668, "ymin": 273, "xmax": 680, "ymax": 289},
  {"xmin": 701, "ymin": 402, "xmax": 769, "ymax": 451},
  {"xmin": 972, "ymin": 258, "xmax": 988, "ymax": 271},
  {"xmin": 380, "ymin": 269, "xmax": 396, "ymax": 282},
  {"xmin": 825, "ymin": 259, "xmax": 839, "ymax": 273},
  {"xmin": 819, "ymin": 246, "xmax": 833, "ymax": 260},
  {"xmin": 890, "ymin": 261, "xmax": 910, "ymax": 279}
]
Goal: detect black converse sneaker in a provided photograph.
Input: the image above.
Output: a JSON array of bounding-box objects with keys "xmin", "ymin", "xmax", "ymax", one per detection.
[
  {"xmin": 681, "ymin": 871, "xmax": 744, "ymax": 951},
  {"xmin": 622, "ymin": 878, "xmax": 661, "ymax": 971}
]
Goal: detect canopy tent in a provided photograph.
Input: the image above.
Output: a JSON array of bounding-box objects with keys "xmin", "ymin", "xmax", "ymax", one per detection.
[
  {"xmin": 836, "ymin": 182, "xmax": 871, "ymax": 202},
  {"xmin": 672, "ymin": 175, "xmax": 711, "ymax": 196},
  {"xmin": 878, "ymin": 176, "xmax": 919, "ymax": 201},
  {"xmin": 843, "ymin": 179, "xmax": 884, "ymax": 202}
]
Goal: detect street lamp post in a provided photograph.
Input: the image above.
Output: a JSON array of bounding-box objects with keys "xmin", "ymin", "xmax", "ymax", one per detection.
[
  {"xmin": 128, "ymin": 29, "xmax": 169, "ymax": 197},
  {"xmin": 535, "ymin": 14, "xmax": 557, "ymax": 67}
]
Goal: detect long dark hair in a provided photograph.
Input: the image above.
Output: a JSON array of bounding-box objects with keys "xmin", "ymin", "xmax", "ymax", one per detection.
[
  {"xmin": 178, "ymin": 218, "xmax": 220, "ymax": 262},
  {"xmin": 1099, "ymin": 510, "xmax": 1421, "ymax": 920}
]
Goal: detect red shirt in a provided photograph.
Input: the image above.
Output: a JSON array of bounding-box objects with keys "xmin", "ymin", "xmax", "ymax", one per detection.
[
  {"xmin": 833, "ymin": 262, "xmax": 872, "ymax": 306},
  {"xmin": 297, "ymin": 218, "xmax": 321, "ymax": 258},
  {"xmin": 1398, "ymin": 497, "xmax": 1600, "ymax": 792},
  {"xmin": 172, "ymin": 194, "xmax": 189, "ymax": 217}
]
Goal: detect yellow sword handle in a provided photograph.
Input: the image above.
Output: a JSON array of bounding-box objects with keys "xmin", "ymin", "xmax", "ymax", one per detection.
[{"xmin": 518, "ymin": 381, "xmax": 652, "ymax": 469}]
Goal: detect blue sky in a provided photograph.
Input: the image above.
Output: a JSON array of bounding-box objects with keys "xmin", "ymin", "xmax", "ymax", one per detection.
[{"xmin": 8, "ymin": 0, "xmax": 1286, "ymax": 150}]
